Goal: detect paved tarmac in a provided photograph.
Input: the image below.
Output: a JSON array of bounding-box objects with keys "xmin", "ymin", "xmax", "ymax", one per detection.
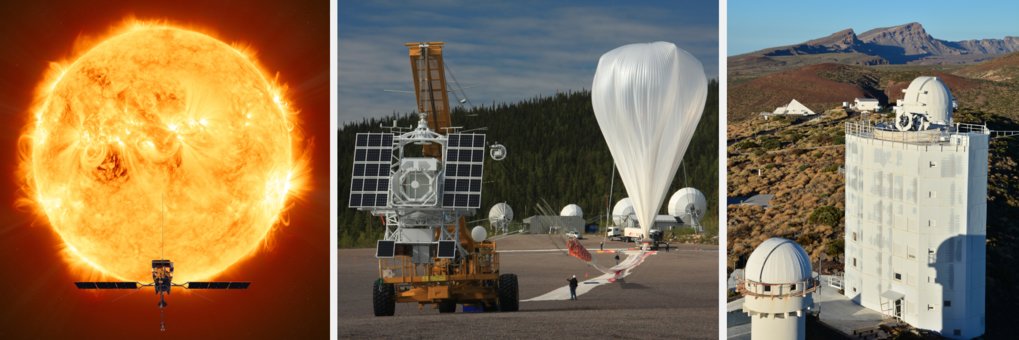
[{"xmin": 338, "ymin": 234, "xmax": 718, "ymax": 339}]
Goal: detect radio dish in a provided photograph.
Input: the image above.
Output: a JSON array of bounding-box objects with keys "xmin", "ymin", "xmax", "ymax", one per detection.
[
  {"xmin": 488, "ymin": 202, "xmax": 513, "ymax": 233},
  {"xmin": 668, "ymin": 187, "xmax": 706, "ymax": 225}
]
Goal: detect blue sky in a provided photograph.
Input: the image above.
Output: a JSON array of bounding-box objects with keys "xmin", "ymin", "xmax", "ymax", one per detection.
[
  {"xmin": 729, "ymin": 0, "xmax": 1019, "ymax": 55},
  {"xmin": 339, "ymin": 0, "xmax": 718, "ymax": 125}
]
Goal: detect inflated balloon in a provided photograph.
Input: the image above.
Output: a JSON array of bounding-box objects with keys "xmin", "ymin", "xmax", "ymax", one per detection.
[{"xmin": 591, "ymin": 42, "xmax": 707, "ymax": 245}]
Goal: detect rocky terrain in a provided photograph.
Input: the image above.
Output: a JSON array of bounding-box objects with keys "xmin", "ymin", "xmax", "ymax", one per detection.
[{"xmin": 730, "ymin": 22, "xmax": 1019, "ymax": 80}]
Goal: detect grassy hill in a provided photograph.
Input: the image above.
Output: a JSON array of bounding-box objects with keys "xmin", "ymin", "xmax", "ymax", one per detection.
[{"xmin": 340, "ymin": 81, "xmax": 719, "ymax": 248}]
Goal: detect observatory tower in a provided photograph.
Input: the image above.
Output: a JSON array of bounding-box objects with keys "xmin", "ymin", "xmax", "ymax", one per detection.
[
  {"xmin": 843, "ymin": 76, "xmax": 986, "ymax": 338},
  {"xmin": 740, "ymin": 238, "xmax": 816, "ymax": 340}
]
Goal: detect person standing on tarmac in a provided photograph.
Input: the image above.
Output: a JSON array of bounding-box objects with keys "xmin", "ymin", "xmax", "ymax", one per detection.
[{"xmin": 567, "ymin": 275, "xmax": 579, "ymax": 300}]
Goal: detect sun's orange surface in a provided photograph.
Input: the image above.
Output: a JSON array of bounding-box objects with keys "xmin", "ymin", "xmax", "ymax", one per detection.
[{"xmin": 23, "ymin": 22, "xmax": 301, "ymax": 282}]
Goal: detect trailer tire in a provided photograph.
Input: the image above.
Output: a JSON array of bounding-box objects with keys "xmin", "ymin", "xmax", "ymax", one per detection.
[
  {"xmin": 498, "ymin": 273, "xmax": 519, "ymax": 312},
  {"xmin": 373, "ymin": 279, "xmax": 395, "ymax": 316},
  {"xmin": 438, "ymin": 299, "xmax": 457, "ymax": 313}
]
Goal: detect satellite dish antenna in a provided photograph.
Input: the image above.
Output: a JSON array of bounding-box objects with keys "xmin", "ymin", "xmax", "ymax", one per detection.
[
  {"xmin": 489, "ymin": 143, "xmax": 507, "ymax": 161},
  {"xmin": 668, "ymin": 187, "xmax": 707, "ymax": 231},
  {"xmin": 591, "ymin": 42, "xmax": 707, "ymax": 249},
  {"xmin": 488, "ymin": 202, "xmax": 514, "ymax": 234}
]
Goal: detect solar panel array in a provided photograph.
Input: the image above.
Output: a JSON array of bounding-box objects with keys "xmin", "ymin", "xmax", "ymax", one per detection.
[
  {"xmin": 187, "ymin": 282, "xmax": 250, "ymax": 289},
  {"xmin": 74, "ymin": 282, "xmax": 138, "ymax": 289},
  {"xmin": 376, "ymin": 240, "xmax": 396, "ymax": 258},
  {"xmin": 442, "ymin": 133, "xmax": 485, "ymax": 208},
  {"xmin": 437, "ymin": 240, "xmax": 457, "ymax": 258},
  {"xmin": 350, "ymin": 133, "xmax": 394, "ymax": 208}
]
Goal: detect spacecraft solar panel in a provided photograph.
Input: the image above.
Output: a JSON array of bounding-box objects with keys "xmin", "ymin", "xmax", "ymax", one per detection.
[
  {"xmin": 187, "ymin": 282, "xmax": 250, "ymax": 289},
  {"xmin": 187, "ymin": 282, "xmax": 210, "ymax": 289},
  {"xmin": 227, "ymin": 282, "xmax": 251, "ymax": 289},
  {"xmin": 350, "ymin": 133, "xmax": 394, "ymax": 208},
  {"xmin": 74, "ymin": 282, "xmax": 97, "ymax": 289},
  {"xmin": 76, "ymin": 282, "xmax": 138, "ymax": 289},
  {"xmin": 442, "ymin": 133, "xmax": 484, "ymax": 209}
]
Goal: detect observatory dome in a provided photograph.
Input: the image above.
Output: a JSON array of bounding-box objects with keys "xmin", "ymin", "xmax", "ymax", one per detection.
[
  {"xmin": 488, "ymin": 202, "xmax": 513, "ymax": 223},
  {"xmin": 611, "ymin": 198, "xmax": 635, "ymax": 225},
  {"xmin": 744, "ymin": 238, "xmax": 812, "ymax": 284},
  {"xmin": 899, "ymin": 76, "xmax": 953, "ymax": 125},
  {"xmin": 560, "ymin": 204, "xmax": 583, "ymax": 217},
  {"xmin": 668, "ymin": 187, "xmax": 707, "ymax": 224}
]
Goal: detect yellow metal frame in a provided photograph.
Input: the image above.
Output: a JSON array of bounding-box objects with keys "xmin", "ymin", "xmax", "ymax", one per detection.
[{"xmin": 380, "ymin": 241, "xmax": 501, "ymax": 305}]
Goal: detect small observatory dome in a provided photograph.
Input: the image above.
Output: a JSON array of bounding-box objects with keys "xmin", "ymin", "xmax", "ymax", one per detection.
[
  {"xmin": 741, "ymin": 238, "xmax": 816, "ymax": 340},
  {"xmin": 744, "ymin": 238, "xmax": 812, "ymax": 284},
  {"xmin": 899, "ymin": 76, "xmax": 953, "ymax": 126},
  {"xmin": 560, "ymin": 204, "xmax": 583, "ymax": 217}
]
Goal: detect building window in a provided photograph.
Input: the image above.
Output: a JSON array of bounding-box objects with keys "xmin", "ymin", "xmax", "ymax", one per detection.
[
  {"xmin": 776, "ymin": 313, "xmax": 785, "ymax": 319},
  {"xmin": 764, "ymin": 285, "xmax": 771, "ymax": 292},
  {"xmin": 853, "ymin": 258, "xmax": 857, "ymax": 267},
  {"xmin": 852, "ymin": 232, "xmax": 857, "ymax": 241},
  {"xmin": 944, "ymin": 300, "xmax": 951, "ymax": 307},
  {"xmin": 853, "ymin": 287, "xmax": 857, "ymax": 293},
  {"xmin": 894, "ymin": 273, "xmax": 902, "ymax": 280},
  {"xmin": 929, "ymin": 161, "xmax": 937, "ymax": 168}
]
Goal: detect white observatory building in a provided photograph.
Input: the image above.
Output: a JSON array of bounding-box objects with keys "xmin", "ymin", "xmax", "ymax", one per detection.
[
  {"xmin": 740, "ymin": 238, "xmax": 816, "ymax": 340},
  {"xmin": 843, "ymin": 76, "xmax": 987, "ymax": 338}
]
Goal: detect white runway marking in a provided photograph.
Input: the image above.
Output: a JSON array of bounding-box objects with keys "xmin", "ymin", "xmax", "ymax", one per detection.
[{"xmin": 522, "ymin": 250, "xmax": 656, "ymax": 302}]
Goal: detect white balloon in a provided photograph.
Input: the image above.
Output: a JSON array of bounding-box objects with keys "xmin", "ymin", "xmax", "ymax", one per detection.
[
  {"xmin": 592, "ymin": 42, "xmax": 707, "ymax": 241},
  {"xmin": 471, "ymin": 226, "xmax": 488, "ymax": 242},
  {"xmin": 560, "ymin": 204, "xmax": 583, "ymax": 217}
]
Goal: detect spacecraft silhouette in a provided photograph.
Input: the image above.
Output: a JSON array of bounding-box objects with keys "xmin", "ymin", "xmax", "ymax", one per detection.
[
  {"xmin": 73, "ymin": 204, "xmax": 249, "ymax": 331},
  {"xmin": 74, "ymin": 259, "xmax": 250, "ymax": 331}
]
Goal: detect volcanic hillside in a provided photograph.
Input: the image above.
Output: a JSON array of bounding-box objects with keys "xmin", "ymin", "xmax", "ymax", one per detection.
[
  {"xmin": 729, "ymin": 60, "xmax": 1019, "ymax": 122},
  {"xmin": 954, "ymin": 51, "xmax": 1019, "ymax": 82},
  {"xmin": 730, "ymin": 22, "xmax": 1019, "ymax": 80}
]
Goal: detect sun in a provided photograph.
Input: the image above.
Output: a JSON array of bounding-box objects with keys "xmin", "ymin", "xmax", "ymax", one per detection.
[{"xmin": 22, "ymin": 22, "xmax": 301, "ymax": 282}]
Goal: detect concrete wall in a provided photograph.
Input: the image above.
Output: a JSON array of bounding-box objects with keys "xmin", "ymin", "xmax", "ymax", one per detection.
[{"xmin": 844, "ymin": 132, "xmax": 987, "ymax": 339}]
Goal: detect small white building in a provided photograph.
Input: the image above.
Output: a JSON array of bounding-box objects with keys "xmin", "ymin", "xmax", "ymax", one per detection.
[
  {"xmin": 741, "ymin": 238, "xmax": 816, "ymax": 340},
  {"xmin": 850, "ymin": 98, "xmax": 881, "ymax": 112},
  {"xmin": 772, "ymin": 99, "xmax": 815, "ymax": 116},
  {"xmin": 844, "ymin": 76, "xmax": 987, "ymax": 339}
]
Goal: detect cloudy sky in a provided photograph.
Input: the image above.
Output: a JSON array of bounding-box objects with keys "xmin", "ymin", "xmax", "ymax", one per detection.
[
  {"xmin": 338, "ymin": 0, "xmax": 718, "ymax": 125},
  {"xmin": 729, "ymin": 0, "xmax": 1019, "ymax": 55}
]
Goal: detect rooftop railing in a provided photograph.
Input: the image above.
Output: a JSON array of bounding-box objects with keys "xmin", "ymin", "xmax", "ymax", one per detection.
[{"xmin": 844, "ymin": 120, "xmax": 989, "ymax": 144}]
